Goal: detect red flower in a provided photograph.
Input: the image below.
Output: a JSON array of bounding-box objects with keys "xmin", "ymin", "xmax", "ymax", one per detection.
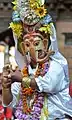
[
  {"xmin": 69, "ymin": 82, "xmax": 72, "ymax": 97},
  {"xmin": 5, "ymin": 107, "xmax": 12, "ymax": 119},
  {"xmin": 0, "ymin": 105, "xmax": 5, "ymax": 120}
]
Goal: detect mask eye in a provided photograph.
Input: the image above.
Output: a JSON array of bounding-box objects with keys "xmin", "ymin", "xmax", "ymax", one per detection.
[
  {"xmin": 25, "ymin": 42, "xmax": 30, "ymax": 47},
  {"xmin": 34, "ymin": 41, "xmax": 39, "ymax": 46},
  {"xmin": 26, "ymin": 43, "xmax": 30, "ymax": 47},
  {"xmin": 24, "ymin": 39, "xmax": 30, "ymax": 47}
]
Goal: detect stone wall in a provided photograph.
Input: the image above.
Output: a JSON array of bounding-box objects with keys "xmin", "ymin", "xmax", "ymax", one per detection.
[
  {"xmin": 0, "ymin": 0, "xmax": 12, "ymax": 32},
  {"xmin": 56, "ymin": 21, "xmax": 72, "ymax": 80}
]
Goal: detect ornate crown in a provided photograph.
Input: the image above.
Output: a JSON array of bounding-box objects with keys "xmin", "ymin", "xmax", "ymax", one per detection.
[{"xmin": 9, "ymin": 0, "xmax": 53, "ymax": 41}]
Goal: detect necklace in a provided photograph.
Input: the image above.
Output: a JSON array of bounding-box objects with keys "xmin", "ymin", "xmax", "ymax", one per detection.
[{"xmin": 15, "ymin": 61, "xmax": 49, "ymax": 119}]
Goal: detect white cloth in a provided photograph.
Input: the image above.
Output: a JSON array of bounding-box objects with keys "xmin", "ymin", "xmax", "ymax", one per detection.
[
  {"xmin": 9, "ymin": 47, "xmax": 15, "ymax": 57},
  {"xmin": 0, "ymin": 52, "xmax": 4, "ymax": 73}
]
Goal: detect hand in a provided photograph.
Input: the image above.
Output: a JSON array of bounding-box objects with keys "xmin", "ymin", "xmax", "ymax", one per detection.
[
  {"xmin": 2, "ymin": 65, "xmax": 12, "ymax": 89},
  {"xmin": 11, "ymin": 69, "xmax": 23, "ymax": 83},
  {"xmin": 2, "ymin": 65, "xmax": 22, "ymax": 88}
]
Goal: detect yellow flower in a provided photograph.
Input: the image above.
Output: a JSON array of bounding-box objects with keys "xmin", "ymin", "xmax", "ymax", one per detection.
[
  {"xmin": 12, "ymin": 0, "xmax": 17, "ymax": 10},
  {"xmin": 29, "ymin": 0, "xmax": 47, "ymax": 18},
  {"xmin": 30, "ymin": 2, "xmax": 38, "ymax": 10},
  {"xmin": 29, "ymin": 0, "xmax": 38, "ymax": 10},
  {"xmin": 13, "ymin": 6, "xmax": 17, "ymax": 10},
  {"xmin": 9, "ymin": 22, "xmax": 23, "ymax": 38},
  {"xmin": 12, "ymin": 0, "xmax": 17, "ymax": 5},
  {"xmin": 39, "ymin": 24, "xmax": 52, "ymax": 35},
  {"xmin": 29, "ymin": 0, "xmax": 42, "ymax": 8},
  {"xmin": 35, "ymin": 6, "xmax": 47, "ymax": 18},
  {"xmin": 43, "ymin": 107, "xmax": 49, "ymax": 117}
]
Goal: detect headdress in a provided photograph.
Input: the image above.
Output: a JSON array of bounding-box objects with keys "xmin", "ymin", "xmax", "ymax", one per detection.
[
  {"xmin": 9, "ymin": 0, "xmax": 59, "ymax": 69},
  {"xmin": 10, "ymin": 0, "xmax": 53, "ymax": 41}
]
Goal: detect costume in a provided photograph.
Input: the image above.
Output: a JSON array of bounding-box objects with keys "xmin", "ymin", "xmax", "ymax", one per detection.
[{"xmin": 3, "ymin": 0, "xmax": 72, "ymax": 120}]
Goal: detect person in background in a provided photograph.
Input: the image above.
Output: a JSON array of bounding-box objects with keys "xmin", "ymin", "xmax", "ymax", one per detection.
[
  {"xmin": 0, "ymin": 41, "xmax": 6, "ymax": 105},
  {"xmin": 0, "ymin": 42, "xmax": 16, "ymax": 120},
  {"xmin": 0, "ymin": 42, "xmax": 5, "ymax": 120},
  {"xmin": 0, "ymin": 28, "xmax": 17, "ymax": 70},
  {"xmin": 0, "ymin": 41, "xmax": 6, "ymax": 74},
  {"xmin": 9, "ymin": 46, "xmax": 18, "ymax": 71}
]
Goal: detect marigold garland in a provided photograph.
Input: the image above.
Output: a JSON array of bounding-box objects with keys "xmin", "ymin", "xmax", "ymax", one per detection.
[
  {"xmin": 15, "ymin": 62, "xmax": 49, "ymax": 119},
  {"xmin": 21, "ymin": 86, "xmax": 34, "ymax": 113},
  {"xmin": 21, "ymin": 62, "xmax": 49, "ymax": 114},
  {"xmin": 21, "ymin": 66, "xmax": 35, "ymax": 114}
]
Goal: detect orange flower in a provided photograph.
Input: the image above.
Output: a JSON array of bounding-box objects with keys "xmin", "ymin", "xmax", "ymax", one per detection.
[{"xmin": 21, "ymin": 67, "xmax": 28, "ymax": 77}]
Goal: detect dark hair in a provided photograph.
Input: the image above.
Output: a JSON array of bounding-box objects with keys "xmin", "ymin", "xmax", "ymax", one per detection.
[{"xmin": 0, "ymin": 28, "xmax": 15, "ymax": 48}]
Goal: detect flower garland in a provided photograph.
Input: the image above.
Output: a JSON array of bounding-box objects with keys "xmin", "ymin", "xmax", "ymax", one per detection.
[
  {"xmin": 9, "ymin": 22, "xmax": 23, "ymax": 38},
  {"xmin": 15, "ymin": 92, "xmax": 44, "ymax": 120},
  {"xmin": 35, "ymin": 62, "xmax": 49, "ymax": 77},
  {"xmin": 15, "ymin": 62, "xmax": 49, "ymax": 120},
  {"xmin": 21, "ymin": 87, "xmax": 34, "ymax": 113}
]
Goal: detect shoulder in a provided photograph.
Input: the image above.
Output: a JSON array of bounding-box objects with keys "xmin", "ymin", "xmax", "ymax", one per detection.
[
  {"xmin": 49, "ymin": 60, "xmax": 64, "ymax": 75},
  {"xmin": 50, "ymin": 60, "xmax": 63, "ymax": 70},
  {"xmin": 50, "ymin": 52, "xmax": 68, "ymax": 70}
]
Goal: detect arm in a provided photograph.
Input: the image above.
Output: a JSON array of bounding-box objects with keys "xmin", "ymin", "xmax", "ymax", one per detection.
[
  {"xmin": 2, "ymin": 87, "xmax": 13, "ymax": 106},
  {"xmin": 2, "ymin": 82, "xmax": 20, "ymax": 107},
  {"xmin": 2, "ymin": 65, "xmax": 13, "ymax": 106},
  {"xmin": 2, "ymin": 66, "xmax": 21, "ymax": 107},
  {"xmin": 30, "ymin": 61, "xmax": 66, "ymax": 94},
  {"xmin": 36, "ymin": 61, "xmax": 66, "ymax": 93}
]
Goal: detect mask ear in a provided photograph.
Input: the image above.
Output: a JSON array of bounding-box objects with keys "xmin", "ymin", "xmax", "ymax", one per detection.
[{"xmin": 43, "ymin": 39, "xmax": 48, "ymax": 51}]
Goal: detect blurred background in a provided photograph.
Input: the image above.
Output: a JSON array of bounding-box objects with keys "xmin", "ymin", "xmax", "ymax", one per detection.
[{"xmin": 0, "ymin": 0, "xmax": 72, "ymax": 102}]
